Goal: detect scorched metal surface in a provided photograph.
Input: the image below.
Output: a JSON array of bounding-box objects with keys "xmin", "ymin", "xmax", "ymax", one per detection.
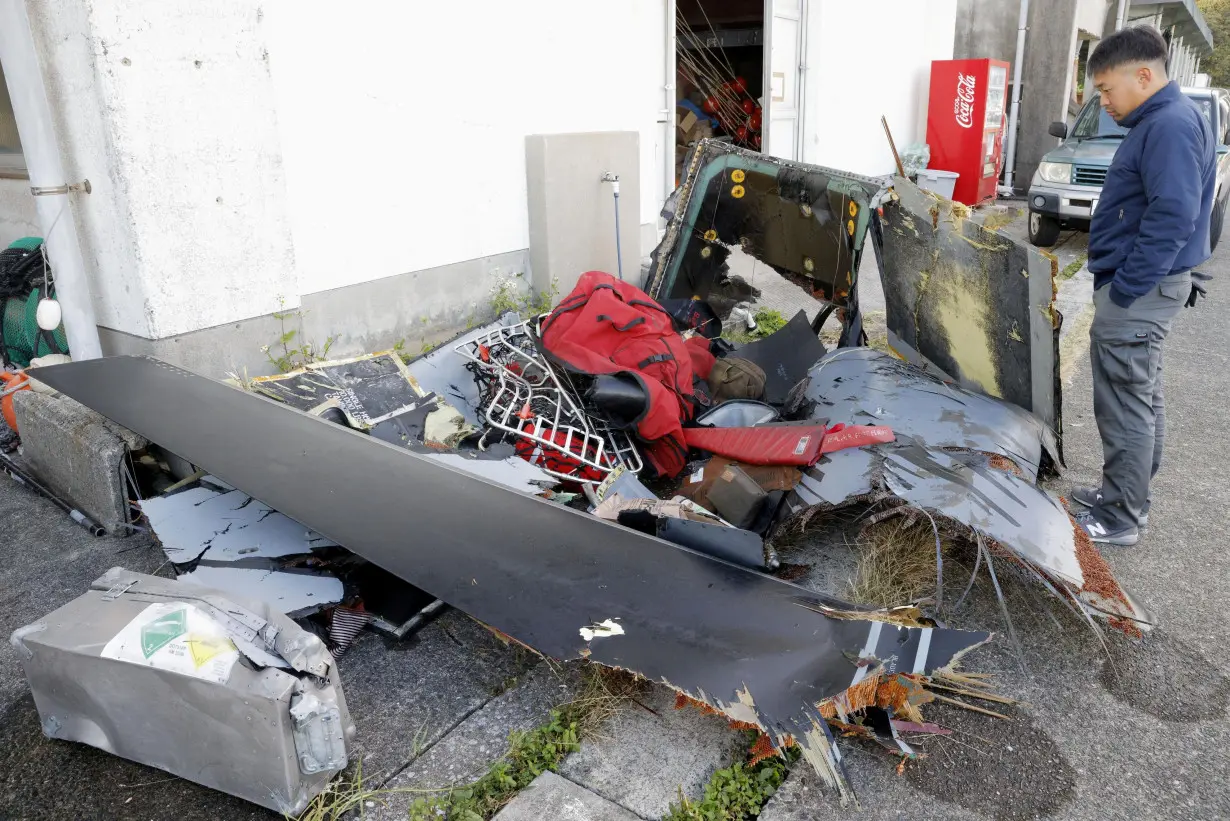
[
  {"xmin": 876, "ymin": 177, "xmax": 1062, "ymax": 438},
  {"xmin": 34, "ymin": 356, "xmax": 989, "ymax": 801},
  {"xmin": 796, "ymin": 348, "xmax": 1060, "ymax": 481}
]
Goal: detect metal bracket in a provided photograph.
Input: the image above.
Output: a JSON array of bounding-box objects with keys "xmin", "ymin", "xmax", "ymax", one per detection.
[
  {"xmin": 31, "ymin": 180, "xmax": 91, "ymax": 196},
  {"xmin": 101, "ymin": 580, "xmax": 137, "ymax": 600}
]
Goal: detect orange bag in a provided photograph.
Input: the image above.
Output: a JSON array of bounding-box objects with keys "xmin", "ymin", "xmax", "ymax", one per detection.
[{"xmin": 1, "ymin": 371, "xmax": 30, "ymax": 433}]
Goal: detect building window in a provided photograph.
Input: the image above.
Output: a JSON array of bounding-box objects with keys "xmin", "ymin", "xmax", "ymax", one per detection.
[{"xmin": 0, "ymin": 60, "xmax": 28, "ymax": 178}]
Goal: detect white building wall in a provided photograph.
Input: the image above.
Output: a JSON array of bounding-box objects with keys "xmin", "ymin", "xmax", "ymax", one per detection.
[
  {"xmin": 0, "ymin": 176, "xmax": 38, "ymax": 247},
  {"xmin": 1075, "ymin": 0, "xmax": 1110, "ymax": 36},
  {"xmin": 25, "ymin": 0, "xmax": 296, "ymax": 339},
  {"xmin": 264, "ymin": 0, "xmax": 667, "ymax": 298},
  {"xmin": 6, "ymin": 0, "xmax": 955, "ymax": 353},
  {"xmin": 804, "ymin": 0, "xmax": 957, "ymax": 176}
]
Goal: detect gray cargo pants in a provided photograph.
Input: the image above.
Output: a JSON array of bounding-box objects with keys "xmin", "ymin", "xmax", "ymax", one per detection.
[{"xmin": 1090, "ymin": 271, "xmax": 1190, "ymax": 530}]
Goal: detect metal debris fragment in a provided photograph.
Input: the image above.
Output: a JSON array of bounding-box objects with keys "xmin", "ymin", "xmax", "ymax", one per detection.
[
  {"xmin": 34, "ymin": 355, "xmax": 990, "ymax": 803},
  {"xmin": 10, "ymin": 568, "xmax": 353, "ymax": 814}
]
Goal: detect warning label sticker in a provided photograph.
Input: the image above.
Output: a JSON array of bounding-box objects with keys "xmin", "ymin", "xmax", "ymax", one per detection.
[{"xmin": 102, "ymin": 602, "xmax": 240, "ymax": 684}]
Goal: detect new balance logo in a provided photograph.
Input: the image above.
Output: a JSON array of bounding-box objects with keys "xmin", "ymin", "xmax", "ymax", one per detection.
[{"xmin": 1087, "ymin": 521, "xmax": 1108, "ymax": 537}]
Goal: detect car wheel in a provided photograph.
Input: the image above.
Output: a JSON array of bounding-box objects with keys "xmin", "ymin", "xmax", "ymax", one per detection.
[
  {"xmin": 1028, "ymin": 211, "xmax": 1062, "ymax": 247},
  {"xmin": 1211, "ymin": 198, "xmax": 1225, "ymax": 251}
]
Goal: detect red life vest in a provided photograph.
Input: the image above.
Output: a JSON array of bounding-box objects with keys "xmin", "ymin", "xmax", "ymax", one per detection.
[{"xmin": 539, "ymin": 271, "xmax": 715, "ymax": 477}]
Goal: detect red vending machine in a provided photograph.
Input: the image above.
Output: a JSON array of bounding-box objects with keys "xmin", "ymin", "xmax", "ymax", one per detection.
[{"xmin": 926, "ymin": 59, "xmax": 1009, "ymax": 206}]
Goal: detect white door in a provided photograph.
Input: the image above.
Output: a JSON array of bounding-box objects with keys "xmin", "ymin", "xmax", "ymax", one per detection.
[{"xmin": 763, "ymin": 0, "xmax": 806, "ymax": 160}]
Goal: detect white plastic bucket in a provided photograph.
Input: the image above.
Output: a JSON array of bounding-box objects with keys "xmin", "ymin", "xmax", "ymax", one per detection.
[{"xmin": 916, "ymin": 168, "xmax": 960, "ymax": 199}]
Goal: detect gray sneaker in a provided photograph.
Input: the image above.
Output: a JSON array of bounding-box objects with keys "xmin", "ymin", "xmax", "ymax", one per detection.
[
  {"xmin": 1069, "ymin": 486, "xmax": 1149, "ymax": 526},
  {"xmin": 1075, "ymin": 511, "xmax": 1139, "ymax": 547}
]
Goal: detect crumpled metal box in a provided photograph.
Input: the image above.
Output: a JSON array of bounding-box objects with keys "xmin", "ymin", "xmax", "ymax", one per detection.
[{"xmin": 9, "ymin": 567, "xmax": 355, "ymax": 814}]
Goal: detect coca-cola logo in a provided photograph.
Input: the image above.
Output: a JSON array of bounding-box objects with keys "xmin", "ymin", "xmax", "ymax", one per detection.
[{"xmin": 954, "ymin": 73, "xmax": 976, "ymax": 129}]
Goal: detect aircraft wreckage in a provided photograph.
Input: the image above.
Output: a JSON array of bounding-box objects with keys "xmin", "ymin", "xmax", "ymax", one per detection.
[{"xmin": 24, "ymin": 141, "xmax": 1147, "ymax": 808}]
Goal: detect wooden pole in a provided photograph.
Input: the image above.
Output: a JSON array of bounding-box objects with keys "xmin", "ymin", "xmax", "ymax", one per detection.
[{"xmin": 882, "ymin": 115, "xmax": 906, "ymax": 177}]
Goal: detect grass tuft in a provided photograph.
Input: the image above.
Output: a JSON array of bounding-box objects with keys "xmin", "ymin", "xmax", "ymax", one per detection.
[
  {"xmin": 848, "ymin": 518, "xmax": 946, "ymax": 608},
  {"xmin": 723, "ymin": 307, "xmax": 789, "ymax": 344},
  {"xmin": 1059, "ymin": 253, "xmax": 1088, "ymax": 280},
  {"xmin": 663, "ymin": 731, "xmax": 801, "ymax": 821},
  {"xmin": 290, "ymin": 664, "xmax": 642, "ymax": 821}
]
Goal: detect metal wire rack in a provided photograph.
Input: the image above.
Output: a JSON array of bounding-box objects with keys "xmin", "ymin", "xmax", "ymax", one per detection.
[{"xmin": 454, "ymin": 320, "xmax": 642, "ymax": 482}]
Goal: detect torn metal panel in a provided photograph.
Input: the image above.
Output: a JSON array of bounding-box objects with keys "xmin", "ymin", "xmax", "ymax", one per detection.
[
  {"xmin": 783, "ymin": 440, "xmax": 1082, "ymax": 587},
  {"xmin": 34, "ymin": 356, "xmax": 990, "ymax": 802},
  {"xmin": 795, "ymin": 348, "xmax": 1060, "ymax": 481},
  {"xmin": 249, "ymin": 351, "xmax": 426, "ymax": 428},
  {"xmin": 789, "ymin": 446, "xmax": 880, "ymax": 507},
  {"xmin": 880, "ymin": 444, "xmax": 1082, "ymax": 588},
  {"xmin": 370, "ymin": 403, "xmax": 560, "ymax": 495},
  {"xmin": 10, "ymin": 568, "xmax": 353, "ymax": 814},
  {"xmin": 403, "ymin": 317, "xmax": 526, "ymax": 427},
  {"xmin": 424, "ymin": 451, "xmax": 559, "ymax": 495},
  {"xmin": 735, "ymin": 310, "xmax": 827, "ymax": 406},
  {"xmin": 646, "ymin": 141, "xmax": 882, "ymax": 308},
  {"xmin": 876, "ymin": 178, "xmax": 1062, "ymax": 440},
  {"xmin": 139, "ymin": 479, "xmax": 338, "ymax": 563},
  {"xmin": 780, "ymin": 439, "xmax": 1154, "ymax": 628},
  {"xmin": 175, "ymin": 565, "xmax": 345, "ymax": 618}
]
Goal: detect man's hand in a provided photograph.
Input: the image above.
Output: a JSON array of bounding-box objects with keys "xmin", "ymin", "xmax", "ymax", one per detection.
[{"xmin": 1187, "ymin": 270, "xmax": 1212, "ymax": 308}]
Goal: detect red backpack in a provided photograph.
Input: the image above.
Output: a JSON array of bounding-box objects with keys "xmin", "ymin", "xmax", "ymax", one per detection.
[{"xmin": 539, "ymin": 271, "xmax": 715, "ymax": 477}]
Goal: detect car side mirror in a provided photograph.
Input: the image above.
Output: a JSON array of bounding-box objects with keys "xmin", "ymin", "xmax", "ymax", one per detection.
[{"xmin": 1048, "ymin": 122, "xmax": 1069, "ymax": 139}]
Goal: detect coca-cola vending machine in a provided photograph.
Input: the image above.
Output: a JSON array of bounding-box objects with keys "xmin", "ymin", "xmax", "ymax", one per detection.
[{"xmin": 926, "ymin": 59, "xmax": 1009, "ymax": 206}]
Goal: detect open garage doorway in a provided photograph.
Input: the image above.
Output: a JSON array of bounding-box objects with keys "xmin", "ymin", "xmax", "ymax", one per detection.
[
  {"xmin": 674, "ymin": 0, "xmax": 805, "ymax": 184},
  {"xmin": 674, "ymin": 0, "xmax": 766, "ymax": 182}
]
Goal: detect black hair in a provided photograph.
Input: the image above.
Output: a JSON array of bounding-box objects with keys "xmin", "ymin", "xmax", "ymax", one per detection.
[{"xmin": 1088, "ymin": 26, "xmax": 1169, "ymax": 76}]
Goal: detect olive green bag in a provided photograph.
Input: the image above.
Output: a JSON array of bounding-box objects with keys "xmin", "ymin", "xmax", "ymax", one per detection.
[{"xmin": 707, "ymin": 357, "xmax": 767, "ymax": 401}]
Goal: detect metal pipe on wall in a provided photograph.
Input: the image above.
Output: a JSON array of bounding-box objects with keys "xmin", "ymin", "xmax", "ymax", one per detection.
[
  {"xmin": 663, "ymin": 0, "xmax": 677, "ymax": 212},
  {"xmin": 796, "ymin": 0, "xmax": 809, "ymax": 163},
  {"xmin": 1115, "ymin": 0, "xmax": 1129, "ymax": 31},
  {"xmin": 0, "ymin": 0, "xmax": 102, "ymax": 360},
  {"xmin": 1000, "ymin": 0, "xmax": 1030, "ymax": 195}
]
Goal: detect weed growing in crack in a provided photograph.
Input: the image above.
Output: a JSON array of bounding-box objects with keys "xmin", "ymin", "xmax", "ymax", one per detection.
[
  {"xmin": 291, "ymin": 665, "xmax": 641, "ymax": 821},
  {"xmin": 406, "ymin": 709, "xmax": 580, "ymax": 821},
  {"xmin": 488, "ymin": 274, "xmax": 558, "ymax": 319},
  {"xmin": 262, "ymin": 299, "xmax": 337, "ymax": 373},
  {"xmin": 722, "ymin": 307, "xmax": 788, "ymax": 344},
  {"xmin": 663, "ymin": 731, "xmax": 800, "ymax": 821},
  {"xmin": 1059, "ymin": 253, "xmax": 1088, "ymax": 280}
]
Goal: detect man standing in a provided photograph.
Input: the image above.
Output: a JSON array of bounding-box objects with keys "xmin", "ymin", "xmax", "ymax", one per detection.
[{"xmin": 1073, "ymin": 26, "xmax": 1215, "ymax": 546}]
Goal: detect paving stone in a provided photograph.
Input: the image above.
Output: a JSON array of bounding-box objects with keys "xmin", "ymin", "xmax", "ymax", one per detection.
[
  {"xmin": 12, "ymin": 391, "xmax": 145, "ymax": 535},
  {"xmin": 558, "ymin": 683, "xmax": 744, "ymax": 819},
  {"xmin": 366, "ymin": 663, "xmax": 579, "ymax": 821},
  {"xmin": 337, "ymin": 609, "xmax": 536, "ymax": 785},
  {"xmin": 493, "ymin": 771, "xmax": 640, "ymax": 821}
]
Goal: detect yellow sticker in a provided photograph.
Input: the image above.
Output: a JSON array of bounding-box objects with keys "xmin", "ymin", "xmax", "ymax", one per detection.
[
  {"xmin": 704, "ymin": 229, "xmax": 718, "ymax": 241},
  {"xmin": 186, "ymin": 635, "xmax": 236, "ymax": 669},
  {"xmin": 731, "ymin": 170, "xmax": 746, "ymax": 183},
  {"xmin": 848, "ymin": 202, "xmax": 858, "ymax": 217},
  {"xmin": 847, "ymin": 219, "xmax": 855, "ymax": 236},
  {"xmin": 731, "ymin": 185, "xmax": 746, "ymax": 199}
]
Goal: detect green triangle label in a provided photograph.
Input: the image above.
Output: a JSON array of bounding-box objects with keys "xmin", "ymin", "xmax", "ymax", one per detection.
[{"xmin": 140, "ymin": 607, "xmax": 187, "ymax": 658}]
